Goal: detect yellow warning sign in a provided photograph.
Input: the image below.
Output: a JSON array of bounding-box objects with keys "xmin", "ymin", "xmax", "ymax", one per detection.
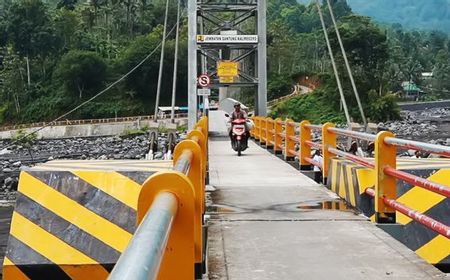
[
  {"xmin": 217, "ymin": 61, "xmax": 239, "ymax": 77},
  {"xmin": 219, "ymin": 76, "xmax": 235, "ymax": 83}
]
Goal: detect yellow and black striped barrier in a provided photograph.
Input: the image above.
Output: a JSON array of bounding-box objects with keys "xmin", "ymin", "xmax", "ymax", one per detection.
[
  {"xmin": 3, "ymin": 117, "xmax": 209, "ymax": 280},
  {"xmin": 3, "ymin": 167, "xmax": 162, "ymax": 279},
  {"xmin": 327, "ymin": 157, "xmax": 450, "ymax": 266}
]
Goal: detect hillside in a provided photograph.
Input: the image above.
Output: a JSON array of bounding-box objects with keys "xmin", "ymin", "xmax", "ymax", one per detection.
[
  {"xmin": 348, "ymin": 0, "xmax": 450, "ymax": 32},
  {"xmin": 299, "ymin": 0, "xmax": 450, "ymax": 33}
]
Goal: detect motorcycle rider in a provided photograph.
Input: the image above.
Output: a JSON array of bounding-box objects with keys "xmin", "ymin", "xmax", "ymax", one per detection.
[
  {"xmin": 229, "ymin": 102, "xmax": 248, "ymax": 122},
  {"xmin": 228, "ymin": 102, "xmax": 249, "ymax": 145}
]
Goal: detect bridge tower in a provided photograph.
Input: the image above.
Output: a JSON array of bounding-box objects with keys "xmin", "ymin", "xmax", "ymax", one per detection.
[{"xmin": 187, "ymin": 0, "xmax": 267, "ymax": 128}]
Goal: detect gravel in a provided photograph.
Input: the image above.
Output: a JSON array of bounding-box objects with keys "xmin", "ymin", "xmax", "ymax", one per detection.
[{"xmin": 378, "ymin": 108, "xmax": 450, "ymax": 145}]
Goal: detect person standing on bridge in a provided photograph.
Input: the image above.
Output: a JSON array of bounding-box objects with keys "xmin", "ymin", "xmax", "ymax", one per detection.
[{"xmin": 312, "ymin": 149, "xmax": 323, "ymax": 183}]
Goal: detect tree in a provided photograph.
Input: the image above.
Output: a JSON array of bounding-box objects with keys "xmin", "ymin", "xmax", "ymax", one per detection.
[
  {"xmin": 54, "ymin": 50, "xmax": 107, "ymax": 99},
  {"xmin": 0, "ymin": 51, "xmax": 27, "ymax": 118},
  {"xmin": 432, "ymin": 50, "xmax": 450, "ymax": 98},
  {"xmin": 54, "ymin": 8, "xmax": 81, "ymax": 50},
  {"xmin": 268, "ymin": 74, "xmax": 293, "ymax": 100},
  {"xmin": 0, "ymin": 21, "xmax": 7, "ymax": 47},
  {"xmin": 328, "ymin": 15, "xmax": 389, "ymax": 108},
  {"xmin": 6, "ymin": 0, "xmax": 58, "ymax": 86},
  {"xmin": 56, "ymin": 0, "xmax": 78, "ymax": 10}
]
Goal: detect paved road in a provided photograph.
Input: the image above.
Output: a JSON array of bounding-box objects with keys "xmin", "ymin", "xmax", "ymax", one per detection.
[{"xmin": 206, "ymin": 111, "xmax": 445, "ymax": 280}]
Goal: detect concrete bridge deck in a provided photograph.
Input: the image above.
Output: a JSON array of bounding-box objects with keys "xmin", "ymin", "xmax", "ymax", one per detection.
[{"xmin": 206, "ymin": 112, "xmax": 445, "ymax": 279}]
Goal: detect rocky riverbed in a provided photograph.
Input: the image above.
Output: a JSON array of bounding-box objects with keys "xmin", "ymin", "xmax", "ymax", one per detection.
[
  {"xmin": 0, "ymin": 133, "xmax": 184, "ymax": 201},
  {"xmin": 379, "ymin": 108, "xmax": 450, "ymax": 145}
]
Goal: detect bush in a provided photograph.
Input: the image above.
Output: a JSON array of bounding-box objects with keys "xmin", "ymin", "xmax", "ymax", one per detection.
[
  {"xmin": 12, "ymin": 129, "xmax": 38, "ymax": 147},
  {"xmin": 269, "ymin": 89, "xmax": 346, "ymax": 124},
  {"xmin": 268, "ymin": 74, "xmax": 293, "ymax": 101},
  {"xmin": 367, "ymin": 90, "xmax": 401, "ymax": 122},
  {"xmin": 54, "ymin": 50, "xmax": 107, "ymax": 99}
]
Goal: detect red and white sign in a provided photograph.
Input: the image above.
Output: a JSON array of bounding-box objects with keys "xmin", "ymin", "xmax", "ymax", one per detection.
[{"xmin": 197, "ymin": 74, "xmax": 211, "ymax": 88}]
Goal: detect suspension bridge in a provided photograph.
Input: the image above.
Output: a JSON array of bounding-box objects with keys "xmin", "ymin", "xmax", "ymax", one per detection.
[{"xmin": 1, "ymin": 0, "xmax": 450, "ymax": 279}]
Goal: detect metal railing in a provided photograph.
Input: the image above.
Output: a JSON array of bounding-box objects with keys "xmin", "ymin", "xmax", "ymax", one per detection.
[
  {"xmin": 108, "ymin": 192, "xmax": 178, "ymax": 280},
  {"xmin": 251, "ymin": 116, "xmax": 450, "ymax": 241},
  {"xmin": 0, "ymin": 113, "xmax": 189, "ymax": 132},
  {"xmin": 108, "ymin": 116, "xmax": 208, "ymax": 280}
]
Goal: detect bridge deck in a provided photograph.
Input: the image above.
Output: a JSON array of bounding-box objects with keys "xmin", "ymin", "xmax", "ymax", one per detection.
[{"xmin": 206, "ymin": 112, "xmax": 444, "ymax": 279}]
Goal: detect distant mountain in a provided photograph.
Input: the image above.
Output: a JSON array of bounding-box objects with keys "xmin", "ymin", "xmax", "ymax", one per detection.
[
  {"xmin": 348, "ymin": 0, "xmax": 450, "ymax": 32},
  {"xmin": 298, "ymin": 0, "xmax": 450, "ymax": 33}
]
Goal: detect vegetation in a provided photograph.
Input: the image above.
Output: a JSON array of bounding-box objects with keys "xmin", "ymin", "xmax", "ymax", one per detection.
[
  {"xmin": 0, "ymin": 0, "xmax": 186, "ymax": 125},
  {"xmin": 12, "ymin": 129, "xmax": 38, "ymax": 144},
  {"xmin": 121, "ymin": 127, "xmax": 149, "ymax": 137},
  {"xmin": 0, "ymin": 0, "xmax": 449, "ymax": 125},
  {"xmin": 11, "ymin": 129, "xmax": 38, "ymax": 158},
  {"xmin": 268, "ymin": 0, "xmax": 450, "ymax": 123}
]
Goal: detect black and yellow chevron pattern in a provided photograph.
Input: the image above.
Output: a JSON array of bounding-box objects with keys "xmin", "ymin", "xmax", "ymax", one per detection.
[
  {"xmin": 327, "ymin": 157, "xmax": 450, "ymax": 266},
  {"xmin": 327, "ymin": 158, "xmax": 375, "ymax": 219},
  {"xmin": 3, "ymin": 160, "xmax": 172, "ymax": 280},
  {"xmin": 395, "ymin": 168, "xmax": 450, "ymax": 267}
]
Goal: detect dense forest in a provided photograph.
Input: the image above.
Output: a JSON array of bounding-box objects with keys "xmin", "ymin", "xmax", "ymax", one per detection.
[
  {"xmin": 0, "ymin": 0, "xmax": 449, "ymax": 125},
  {"xmin": 0, "ymin": 0, "xmax": 187, "ymax": 124}
]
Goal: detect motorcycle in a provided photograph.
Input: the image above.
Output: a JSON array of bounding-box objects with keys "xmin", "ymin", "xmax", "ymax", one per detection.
[{"xmin": 230, "ymin": 118, "xmax": 249, "ymax": 156}]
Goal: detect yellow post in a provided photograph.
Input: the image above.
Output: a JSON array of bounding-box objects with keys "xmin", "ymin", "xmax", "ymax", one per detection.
[
  {"xmin": 138, "ymin": 171, "xmax": 196, "ymax": 280},
  {"xmin": 299, "ymin": 120, "xmax": 312, "ymax": 170},
  {"xmin": 321, "ymin": 122, "xmax": 336, "ymax": 184},
  {"xmin": 195, "ymin": 117, "xmax": 208, "ymax": 143},
  {"xmin": 172, "ymin": 142, "xmax": 204, "ymax": 266},
  {"xmin": 284, "ymin": 119, "xmax": 295, "ymax": 160},
  {"xmin": 374, "ymin": 131, "xmax": 397, "ymax": 223},
  {"xmin": 255, "ymin": 117, "xmax": 261, "ymax": 141},
  {"xmin": 260, "ymin": 118, "xmax": 267, "ymax": 145},
  {"xmin": 250, "ymin": 117, "xmax": 255, "ymax": 138},
  {"xmin": 173, "ymin": 139, "xmax": 204, "ymax": 213},
  {"xmin": 266, "ymin": 117, "xmax": 274, "ymax": 149},
  {"xmin": 252, "ymin": 117, "xmax": 257, "ymax": 140},
  {"xmin": 274, "ymin": 118, "xmax": 283, "ymax": 154},
  {"xmin": 190, "ymin": 128, "xmax": 206, "ymax": 162}
]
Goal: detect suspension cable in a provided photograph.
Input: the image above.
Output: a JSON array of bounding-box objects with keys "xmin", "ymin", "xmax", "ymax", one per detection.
[
  {"xmin": 153, "ymin": 0, "xmax": 171, "ymax": 122},
  {"xmin": 325, "ymin": 0, "xmax": 367, "ymax": 129},
  {"xmin": 315, "ymin": 0, "xmax": 352, "ymax": 128},
  {"xmin": 0, "ymin": 24, "xmax": 178, "ymax": 151},
  {"xmin": 170, "ymin": 0, "xmax": 182, "ymax": 123}
]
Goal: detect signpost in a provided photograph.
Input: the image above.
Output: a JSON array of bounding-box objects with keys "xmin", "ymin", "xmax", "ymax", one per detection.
[
  {"xmin": 197, "ymin": 74, "xmax": 211, "ymax": 87},
  {"xmin": 197, "ymin": 74, "xmax": 211, "ymax": 116},
  {"xmin": 197, "ymin": 35, "xmax": 258, "ymax": 44},
  {"xmin": 219, "ymin": 77, "xmax": 234, "ymax": 83},
  {"xmin": 217, "ymin": 60, "xmax": 239, "ymax": 84},
  {"xmin": 197, "ymin": 88, "xmax": 211, "ymax": 96},
  {"xmin": 217, "ymin": 61, "xmax": 239, "ymax": 77}
]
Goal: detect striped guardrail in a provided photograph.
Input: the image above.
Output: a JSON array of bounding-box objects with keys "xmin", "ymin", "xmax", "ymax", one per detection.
[
  {"xmin": 108, "ymin": 116, "xmax": 208, "ymax": 280},
  {"xmin": 2, "ymin": 116, "xmax": 208, "ymax": 280},
  {"xmin": 251, "ymin": 116, "xmax": 450, "ymax": 244}
]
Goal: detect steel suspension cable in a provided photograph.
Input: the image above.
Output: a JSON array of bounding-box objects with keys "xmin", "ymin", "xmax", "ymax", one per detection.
[
  {"xmin": 153, "ymin": 0, "xmax": 171, "ymax": 121},
  {"xmin": 315, "ymin": 0, "xmax": 352, "ymax": 128},
  {"xmin": 325, "ymin": 0, "xmax": 367, "ymax": 129},
  {"xmin": 170, "ymin": 0, "xmax": 182, "ymax": 123}
]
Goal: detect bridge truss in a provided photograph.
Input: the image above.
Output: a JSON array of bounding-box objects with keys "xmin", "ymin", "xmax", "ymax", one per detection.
[{"xmin": 187, "ymin": 0, "xmax": 267, "ymax": 128}]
